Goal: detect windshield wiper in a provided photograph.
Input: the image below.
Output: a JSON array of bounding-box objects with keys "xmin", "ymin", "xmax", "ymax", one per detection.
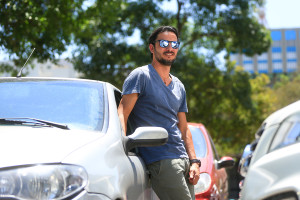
[{"xmin": 0, "ymin": 118, "xmax": 69, "ymax": 130}]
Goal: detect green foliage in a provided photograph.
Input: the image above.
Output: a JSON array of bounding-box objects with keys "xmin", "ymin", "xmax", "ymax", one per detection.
[
  {"xmin": 0, "ymin": 0, "xmax": 84, "ymax": 74},
  {"xmin": 273, "ymin": 74, "xmax": 300, "ymax": 109},
  {"xmin": 250, "ymin": 74, "xmax": 277, "ymax": 120},
  {"xmin": 72, "ymin": 0, "xmax": 166, "ymax": 87}
]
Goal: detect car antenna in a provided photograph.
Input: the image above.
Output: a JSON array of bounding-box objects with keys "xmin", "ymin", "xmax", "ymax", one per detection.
[{"xmin": 17, "ymin": 47, "xmax": 35, "ymax": 78}]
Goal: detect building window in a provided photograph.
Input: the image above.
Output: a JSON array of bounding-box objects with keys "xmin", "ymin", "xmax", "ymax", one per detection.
[
  {"xmin": 286, "ymin": 46, "xmax": 297, "ymax": 62},
  {"xmin": 285, "ymin": 30, "xmax": 296, "ymax": 40},
  {"xmin": 257, "ymin": 60, "xmax": 268, "ymax": 73},
  {"xmin": 242, "ymin": 56, "xmax": 254, "ymax": 73},
  {"xmin": 243, "ymin": 60, "xmax": 253, "ymax": 64},
  {"xmin": 272, "ymin": 47, "xmax": 281, "ymax": 53},
  {"xmin": 272, "ymin": 59, "xmax": 283, "ymax": 73},
  {"xmin": 271, "ymin": 31, "xmax": 282, "ymax": 41},
  {"xmin": 257, "ymin": 53, "xmax": 268, "ymax": 73},
  {"xmin": 286, "ymin": 46, "xmax": 296, "ymax": 52},
  {"xmin": 287, "ymin": 60, "xmax": 297, "ymax": 72},
  {"xmin": 243, "ymin": 61, "xmax": 254, "ymax": 73}
]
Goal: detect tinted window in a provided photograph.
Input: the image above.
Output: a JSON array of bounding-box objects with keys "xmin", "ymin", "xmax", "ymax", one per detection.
[
  {"xmin": 282, "ymin": 122, "xmax": 300, "ymax": 145},
  {"xmin": 189, "ymin": 126, "xmax": 207, "ymax": 158},
  {"xmin": 269, "ymin": 112, "xmax": 300, "ymax": 151},
  {"xmin": 274, "ymin": 121, "xmax": 300, "ymax": 149},
  {"xmin": 0, "ymin": 80, "xmax": 104, "ymax": 131}
]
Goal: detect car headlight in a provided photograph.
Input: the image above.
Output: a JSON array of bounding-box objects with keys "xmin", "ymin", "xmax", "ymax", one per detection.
[
  {"xmin": 194, "ymin": 173, "xmax": 211, "ymax": 194},
  {"xmin": 0, "ymin": 164, "xmax": 88, "ymax": 200}
]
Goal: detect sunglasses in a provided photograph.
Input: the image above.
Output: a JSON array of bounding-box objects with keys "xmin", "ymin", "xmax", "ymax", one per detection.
[{"xmin": 155, "ymin": 40, "xmax": 180, "ymax": 49}]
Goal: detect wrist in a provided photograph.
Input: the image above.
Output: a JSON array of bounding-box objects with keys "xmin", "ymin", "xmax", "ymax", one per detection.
[{"xmin": 190, "ymin": 159, "xmax": 201, "ymax": 167}]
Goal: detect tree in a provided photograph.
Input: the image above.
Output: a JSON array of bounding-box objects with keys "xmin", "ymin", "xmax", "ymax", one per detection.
[
  {"xmin": 273, "ymin": 74, "xmax": 300, "ymax": 109},
  {"xmin": 73, "ymin": 0, "xmax": 165, "ymax": 89},
  {"xmin": 0, "ymin": 0, "xmax": 84, "ymax": 75},
  {"xmin": 73, "ymin": 0, "xmax": 271, "ymax": 88}
]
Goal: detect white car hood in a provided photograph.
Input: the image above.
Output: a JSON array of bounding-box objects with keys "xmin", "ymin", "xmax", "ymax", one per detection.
[{"xmin": 0, "ymin": 126, "xmax": 103, "ymax": 168}]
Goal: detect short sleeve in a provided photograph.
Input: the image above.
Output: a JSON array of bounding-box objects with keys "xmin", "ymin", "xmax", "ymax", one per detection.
[
  {"xmin": 179, "ymin": 85, "xmax": 188, "ymax": 113},
  {"xmin": 122, "ymin": 68, "xmax": 145, "ymax": 95}
]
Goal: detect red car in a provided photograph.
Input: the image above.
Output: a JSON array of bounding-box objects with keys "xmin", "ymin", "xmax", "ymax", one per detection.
[{"xmin": 188, "ymin": 122, "xmax": 235, "ymax": 200}]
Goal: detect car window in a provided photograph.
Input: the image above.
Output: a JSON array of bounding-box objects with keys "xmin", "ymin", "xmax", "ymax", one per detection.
[
  {"xmin": 189, "ymin": 126, "xmax": 207, "ymax": 158},
  {"xmin": 208, "ymin": 134, "xmax": 220, "ymax": 160},
  {"xmin": 114, "ymin": 89, "xmax": 134, "ymax": 136},
  {"xmin": 269, "ymin": 112, "xmax": 300, "ymax": 151},
  {"xmin": 0, "ymin": 80, "xmax": 104, "ymax": 132},
  {"xmin": 283, "ymin": 122, "xmax": 300, "ymax": 144}
]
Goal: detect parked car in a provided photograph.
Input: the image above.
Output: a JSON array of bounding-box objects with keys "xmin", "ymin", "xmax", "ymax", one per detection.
[
  {"xmin": 238, "ymin": 122, "xmax": 265, "ymax": 179},
  {"xmin": 240, "ymin": 100, "xmax": 300, "ymax": 200},
  {"xmin": 0, "ymin": 77, "xmax": 167, "ymax": 200},
  {"xmin": 188, "ymin": 122, "xmax": 235, "ymax": 200}
]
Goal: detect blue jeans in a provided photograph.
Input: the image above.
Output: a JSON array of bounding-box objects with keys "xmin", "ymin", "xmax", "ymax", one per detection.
[{"xmin": 147, "ymin": 158, "xmax": 195, "ymax": 200}]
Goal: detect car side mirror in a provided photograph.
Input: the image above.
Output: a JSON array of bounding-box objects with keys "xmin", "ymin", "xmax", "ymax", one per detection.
[
  {"xmin": 238, "ymin": 144, "xmax": 253, "ymax": 177},
  {"xmin": 123, "ymin": 127, "xmax": 168, "ymax": 155},
  {"xmin": 238, "ymin": 154, "xmax": 252, "ymax": 177},
  {"xmin": 217, "ymin": 156, "xmax": 235, "ymax": 169}
]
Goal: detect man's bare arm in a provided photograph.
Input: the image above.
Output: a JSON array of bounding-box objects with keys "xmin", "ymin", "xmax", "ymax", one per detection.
[
  {"xmin": 177, "ymin": 112, "xmax": 200, "ymax": 185},
  {"xmin": 117, "ymin": 93, "xmax": 138, "ymax": 135},
  {"xmin": 177, "ymin": 112, "xmax": 197, "ymax": 160}
]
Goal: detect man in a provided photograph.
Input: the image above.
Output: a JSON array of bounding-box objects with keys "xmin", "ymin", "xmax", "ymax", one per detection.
[{"xmin": 118, "ymin": 26, "xmax": 200, "ymax": 200}]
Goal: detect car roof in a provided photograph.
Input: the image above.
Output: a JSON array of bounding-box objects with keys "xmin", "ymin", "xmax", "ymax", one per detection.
[
  {"xmin": 263, "ymin": 100, "xmax": 300, "ymax": 128},
  {"xmin": 188, "ymin": 122, "xmax": 205, "ymax": 127},
  {"xmin": 0, "ymin": 77, "xmax": 105, "ymax": 84},
  {"xmin": 0, "ymin": 77, "xmax": 121, "ymax": 91},
  {"xmin": 0, "ymin": 77, "xmax": 122, "ymax": 98}
]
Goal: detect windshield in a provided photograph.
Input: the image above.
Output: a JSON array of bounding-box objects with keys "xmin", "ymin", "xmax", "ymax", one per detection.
[
  {"xmin": 189, "ymin": 125, "xmax": 207, "ymax": 158},
  {"xmin": 0, "ymin": 80, "xmax": 104, "ymax": 131}
]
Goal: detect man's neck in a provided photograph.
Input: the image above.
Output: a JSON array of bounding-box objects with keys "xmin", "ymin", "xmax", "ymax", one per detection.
[
  {"xmin": 151, "ymin": 60, "xmax": 171, "ymax": 78},
  {"xmin": 151, "ymin": 61, "xmax": 172, "ymax": 85}
]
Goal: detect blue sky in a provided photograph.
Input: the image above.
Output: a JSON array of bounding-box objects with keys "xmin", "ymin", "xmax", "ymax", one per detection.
[{"xmin": 265, "ymin": 0, "xmax": 300, "ymax": 29}]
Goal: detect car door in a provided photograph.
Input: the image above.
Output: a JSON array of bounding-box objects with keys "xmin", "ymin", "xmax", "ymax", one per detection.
[
  {"xmin": 208, "ymin": 135, "xmax": 229, "ymax": 200},
  {"xmin": 114, "ymin": 89, "xmax": 157, "ymax": 200}
]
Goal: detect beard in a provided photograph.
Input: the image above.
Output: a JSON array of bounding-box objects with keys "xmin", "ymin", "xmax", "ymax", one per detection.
[
  {"xmin": 154, "ymin": 50, "xmax": 176, "ymax": 66},
  {"xmin": 157, "ymin": 56, "xmax": 176, "ymax": 66}
]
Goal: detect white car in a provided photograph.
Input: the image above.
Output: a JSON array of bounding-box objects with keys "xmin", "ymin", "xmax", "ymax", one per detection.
[
  {"xmin": 0, "ymin": 77, "xmax": 166, "ymax": 200},
  {"xmin": 240, "ymin": 100, "xmax": 300, "ymax": 200}
]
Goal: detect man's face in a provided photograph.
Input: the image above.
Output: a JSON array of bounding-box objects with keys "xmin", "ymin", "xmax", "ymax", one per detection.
[{"xmin": 150, "ymin": 31, "xmax": 179, "ymax": 66}]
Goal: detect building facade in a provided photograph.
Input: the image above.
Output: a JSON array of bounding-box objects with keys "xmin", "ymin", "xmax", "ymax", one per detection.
[
  {"xmin": 1, "ymin": 59, "xmax": 81, "ymax": 78},
  {"xmin": 230, "ymin": 28, "xmax": 300, "ymax": 74}
]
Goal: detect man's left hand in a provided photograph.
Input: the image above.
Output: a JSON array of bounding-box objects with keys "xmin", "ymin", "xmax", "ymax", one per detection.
[{"xmin": 189, "ymin": 163, "xmax": 200, "ymax": 185}]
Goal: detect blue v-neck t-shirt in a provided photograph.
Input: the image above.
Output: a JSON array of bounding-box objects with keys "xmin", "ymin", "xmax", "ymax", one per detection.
[{"xmin": 122, "ymin": 64, "xmax": 188, "ymax": 164}]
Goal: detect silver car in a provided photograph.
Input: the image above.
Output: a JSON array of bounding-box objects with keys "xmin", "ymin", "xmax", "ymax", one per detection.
[
  {"xmin": 0, "ymin": 77, "xmax": 166, "ymax": 200},
  {"xmin": 240, "ymin": 100, "xmax": 300, "ymax": 200}
]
